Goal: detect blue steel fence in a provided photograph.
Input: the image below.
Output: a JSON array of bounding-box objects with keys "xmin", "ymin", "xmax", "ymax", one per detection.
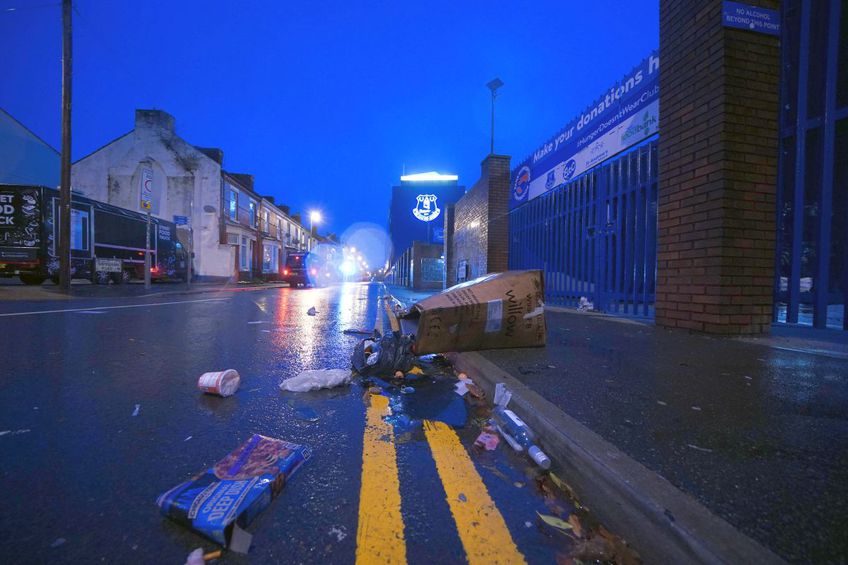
[
  {"xmin": 774, "ymin": 0, "xmax": 847, "ymax": 331},
  {"xmin": 509, "ymin": 138, "xmax": 658, "ymax": 317}
]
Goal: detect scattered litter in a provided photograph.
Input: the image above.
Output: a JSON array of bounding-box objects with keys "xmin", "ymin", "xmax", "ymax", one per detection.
[
  {"xmin": 744, "ymin": 375, "xmax": 752, "ymax": 380},
  {"xmin": 577, "ymin": 296, "xmax": 594, "ymax": 312},
  {"xmin": 351, "ymin": 330, "xmax": 415, "ymax": 377},
  {"xmin": 394, "ymin": 371, "xmax": 404, "ymax": 379},
  {"xmin": 457, "ymin": 372, "xmax": 469, "ymax": 380},
  {"xmin": 401, "ymin": 386, "xmax": 415, "ymax": 394},
  {"xmin": 280, "ymin": 369, "xmax": 351, "ymax": 392},
  {"xmin": 687, "ymin": 443, "xmax": 713, "ymax": 453},
  {"xmin": 261, "ymin": 329, "xmax": 271, "ymax": 333},
  {"xmin": 493, "ymin": 407, "xmax": 551, "ymax": 469},
  {"xmin": 656, "ymin": 400, "xmax": 667, "ymax": 406},
  {"xmin": 474, "ymin": 428, "xmax": 500, "ymax": 451},
  {"xmin": 514, "ymin": 481, "xmax": 525, "ymax": 488},
  {"xmin": 494, "ymin": 383, "xmax": 512, "ymax": 408},
  {"xmin": 307, "ymin": 307, "xmax": 318, "ymax": 316},
  {"xmin": 198, "ymin": 370, "xmax": 241, "ymax": 397},
  {"xmin": 525, "ymin": 521, "xmax": 533, "ymax": 528},
  {"xmin": 158, "ymin": 434, "xmax": 311, "ymax": 551},
  {"xmin": 185, "ymin": 548, "xmax": 203, "ymax": 565},
  {"xmin": 0, "ymin": 429, "xmax": 31, "ymax": 437},
  {"xmin": 247, "ymin": 321, "xmax": 264, "ymax": 325},
  {"xmin": 50, "ymin": 537, "xmax": 66, "ymax": 548},
  {"xmin": 132, "ymin": 404, "xmax": 140, "ymax": 417},
  {"xmin": 328, "ymin": 526, "xmax": 347, "ymax": 542},
  {"xmin": 691, "ymin": 406, "xmax": 702, "ymax": 411},
  {"xmin": 537, "ymin": 512, "xmax": 573, "ymax": 532},
  {"xmin": 398, "ymin": 270, "xmax": 546, "ymax": 354},
  {"xmin": 343, "ymin": 328, "xmax": 373, "ymax": 335},
  {"xmin": 547, "ymin": 365, "xmax": 556, "ymax": 369},
  {"xmin": 455, "ymin": 381, "xmax": 470, "ymax": 396},
  {"xmin": 408, "ymin": 366, "xmax": 425, "ymax": 376},
  {"xmin": 184, "ymin": 436, "xmax": 193, "ymax": 442},
  {"xmin": 458, "ymin": 493, "xmax": 467, "ymax": 502}
]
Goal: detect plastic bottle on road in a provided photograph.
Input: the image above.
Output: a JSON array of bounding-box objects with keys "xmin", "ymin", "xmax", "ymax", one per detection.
[{"xmin": 492, "ymin": 406, "xmax": 551, "ymax": 470}]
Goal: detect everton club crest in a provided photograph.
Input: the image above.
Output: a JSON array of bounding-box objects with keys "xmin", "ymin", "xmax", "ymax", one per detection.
[{"xmin": 413, "ymin": 194, "xmax": 441, "ymax": 222}]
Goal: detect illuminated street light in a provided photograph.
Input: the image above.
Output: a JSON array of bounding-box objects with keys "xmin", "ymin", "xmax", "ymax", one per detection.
[{"xmin": 309, "ymin": 210, "xmax": 322, "ymax": 233}]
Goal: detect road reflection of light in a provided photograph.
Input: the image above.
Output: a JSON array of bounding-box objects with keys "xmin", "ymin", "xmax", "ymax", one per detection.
[
  {"xmin": 336, "ymin": 282, "xmax": 357, "ymax": 326},
  {"xmin": 273, "ymin": 287, "xmax": 330, "ymax": 367}
]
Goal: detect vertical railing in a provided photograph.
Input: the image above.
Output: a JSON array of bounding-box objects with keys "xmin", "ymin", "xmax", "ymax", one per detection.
[{"xmin": 509, "ymin": 138, "xmax": 659, "ymax": 317}]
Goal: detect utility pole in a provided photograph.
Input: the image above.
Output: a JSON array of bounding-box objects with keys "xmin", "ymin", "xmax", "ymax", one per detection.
[{"xmin": 58, "ymin": 0, "xmax": 73, "ymax": 291}]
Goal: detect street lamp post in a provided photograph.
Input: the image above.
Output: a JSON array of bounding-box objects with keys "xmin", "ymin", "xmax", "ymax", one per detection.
[{"xmin": 486, "ymin": 77, "xmax": 504, "ymax": 155}]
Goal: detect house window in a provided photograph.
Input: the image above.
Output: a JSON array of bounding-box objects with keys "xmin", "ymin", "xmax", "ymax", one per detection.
[
  {"xmin": 277, "ymin": 218, "xmax": 283, "ymax": 240},
  {"xmin": 240, "ymin": 236, "xmax": 250, "ymax": 271},
  {"xmin": 263, "ymin": 243, "xmax": 279, "ymax": 273},
  {"xmin": 226, "ymin": 185, "xmax": 238, "ymax": 221},
  {"xmin": 262, "ymin": 210, "xmax": 269, "ymax": 233},
  {"xmin": 248, "ymin": 200, "xmax": 257, "ymax": 227}
]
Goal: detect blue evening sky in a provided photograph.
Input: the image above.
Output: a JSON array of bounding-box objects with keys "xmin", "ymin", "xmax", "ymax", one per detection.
[{"xmin": 0, "ymin": 0, "xmax": 658, "ymax": 235}]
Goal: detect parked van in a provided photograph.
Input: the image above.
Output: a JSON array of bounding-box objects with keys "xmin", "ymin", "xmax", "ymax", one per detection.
[{"xmin": 0, "ymin": 184, "xmax": 188, "ymax": 285}]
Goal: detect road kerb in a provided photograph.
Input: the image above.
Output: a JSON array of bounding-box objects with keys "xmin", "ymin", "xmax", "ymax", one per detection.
[{"xmin": 446, "ymin": 351, "xmax": 786, "ymax": 565}]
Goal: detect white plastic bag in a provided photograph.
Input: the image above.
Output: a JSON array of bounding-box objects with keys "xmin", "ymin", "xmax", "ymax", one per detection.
[{"xmin": 280, "ymin": 369, "xmax": 351, "ymax": 392}]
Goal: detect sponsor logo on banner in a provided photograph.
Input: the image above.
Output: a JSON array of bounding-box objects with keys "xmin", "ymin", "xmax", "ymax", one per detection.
[
  {"xmin": 513, "ymin": 166, "xmax": 531, "ymax": 201},
  {"xmin": 562, "ymin": 159, "xmax": 577, "ymax": 181},
  {"xmin": 509, "ymin": 50, "xmax": 660, "ymax": 209},
  {"xmin": 412, "ymin": 194, "xmax": 441, "ymax": 222}
]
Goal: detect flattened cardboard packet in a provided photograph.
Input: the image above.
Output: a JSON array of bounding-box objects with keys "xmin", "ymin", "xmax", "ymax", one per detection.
[
  {"xmin": 399, "ymin": 270, "xmax": 546, "ymax": 354},
  {"xmin": 157, "ymin": 434, "xmax": 311, "ymax": 548}
]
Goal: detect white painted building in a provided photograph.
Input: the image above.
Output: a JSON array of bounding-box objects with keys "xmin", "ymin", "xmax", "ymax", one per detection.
[
  {"xmin": 71, "ymin": 110, "xmax": 234, "ymax": 280},
  {"xmin": 71, "ymin": 109, "xmax": 319, "ymax": 281}
]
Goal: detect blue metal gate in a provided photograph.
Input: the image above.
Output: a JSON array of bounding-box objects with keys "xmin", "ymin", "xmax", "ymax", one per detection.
[
  {"xmin": 775, "ymin": 0, "xmax": 847, "ymax": 331},
  {"xmin": 509, "ymin": 138, "xmax": 658, "ymax": 317}
]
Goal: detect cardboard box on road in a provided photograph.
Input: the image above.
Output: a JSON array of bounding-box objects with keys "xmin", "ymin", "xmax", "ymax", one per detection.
[{"xmin": 400, "ymin": 270, "xmax": 546, "ymax": 354}]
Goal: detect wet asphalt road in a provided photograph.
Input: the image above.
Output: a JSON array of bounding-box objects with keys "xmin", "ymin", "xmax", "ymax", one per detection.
[{"xmin": 0, "ymin": 282, "xmax": 574, "ymax": 564}]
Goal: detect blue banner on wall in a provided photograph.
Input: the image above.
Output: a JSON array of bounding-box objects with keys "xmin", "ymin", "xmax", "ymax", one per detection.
[{"xmin": 510, "ymin": 51, "xmax": 660, "ymax": 209}]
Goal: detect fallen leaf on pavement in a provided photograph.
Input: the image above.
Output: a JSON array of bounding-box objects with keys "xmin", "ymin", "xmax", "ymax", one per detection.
[
  {"xmin": 567, "ymin": 514, "xmax": 584, "ymax": 538},
  {"xmin": 537, "ymin": 512, "xmax": 573, "ymax": 533}
]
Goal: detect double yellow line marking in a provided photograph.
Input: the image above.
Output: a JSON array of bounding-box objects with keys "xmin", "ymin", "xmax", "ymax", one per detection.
[
  {"xmin": 356, "ymin": 392, "xmax": 407, "ymax": 564},
  {"xmin": 356, "ymin": 292, "xmax": 526, "ymax": 565}
]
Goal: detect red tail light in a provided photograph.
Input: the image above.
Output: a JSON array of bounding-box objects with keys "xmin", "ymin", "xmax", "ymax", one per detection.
[{"xmin": 283, "ymin": 269, "xmax": 289, "ymax": 275}]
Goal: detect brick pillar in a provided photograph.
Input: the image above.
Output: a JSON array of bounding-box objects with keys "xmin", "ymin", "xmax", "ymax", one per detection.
[
  {"xmin": 448, "ymin": 154, "xmax": 511, "ymax": 281},
  {"xmin": 656, "ymin": 0, "xmax": 780, "ymax": 334},
  {"xmin": 444, "ymin": 204, "xmax": 456, "ymax": 287},
  {"xmin": 485, "ymin": 155, "xmax": 511, "ymax": 273}
]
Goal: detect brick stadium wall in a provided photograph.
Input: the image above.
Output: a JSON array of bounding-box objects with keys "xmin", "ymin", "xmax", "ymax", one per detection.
[
  {"xmin": 656, "ymin": 0, "xmax": 780, "ymax": 334},
  {"xmin": 448, "ymin": 155, "xmax": 511, "ymax": 286},
  {"xmin": 485, "ymin": 155, "xmax": 511, "ymax": 273},
  {"xmin": 443, "ymin": 205, "xmax": 456, "ymax": 286}
]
